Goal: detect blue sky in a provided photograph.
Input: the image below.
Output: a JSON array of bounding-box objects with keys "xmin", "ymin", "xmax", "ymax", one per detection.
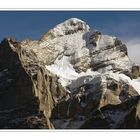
[{"xmin": 0, "ymin": 11, "xmax": 140, "ymax": 63}]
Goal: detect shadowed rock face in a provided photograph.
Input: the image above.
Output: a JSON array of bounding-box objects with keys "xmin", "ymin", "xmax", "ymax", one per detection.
[
  {"xmin": 0, "ymin": 39, "xmax": 48, "ymax": 128},
  {"xmin": 132, "ymin": 65, "xmax": 140, "ymax": 79},
  {"xmin": 81, "ymin": 96, "xmax": 140, "ymax": 129},
  {"xmin": 0, "ymin": 18, "xmax": 140, "ymax": 129},
  {"xmin": 0, "ymin": 39, "xmax": 34, "ymax": 109}
]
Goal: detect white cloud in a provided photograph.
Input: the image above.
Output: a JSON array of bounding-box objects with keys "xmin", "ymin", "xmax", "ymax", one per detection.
[{"xmin": 125, "ymin": 38, "xmax": 140, "ymax": 65}]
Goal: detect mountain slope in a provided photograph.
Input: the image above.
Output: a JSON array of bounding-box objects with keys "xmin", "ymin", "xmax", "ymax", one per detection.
[{"xmin": 0, "ymin": 18, "xmax": 140, "ymax": 129}]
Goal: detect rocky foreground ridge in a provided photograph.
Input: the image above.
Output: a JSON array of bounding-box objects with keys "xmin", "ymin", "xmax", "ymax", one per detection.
[{"xmin": 0, "ymin": 18, "xmax": 140, "ymax": 129}]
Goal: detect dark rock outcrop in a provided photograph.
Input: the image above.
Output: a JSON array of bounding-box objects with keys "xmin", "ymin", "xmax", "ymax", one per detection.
[
  {"xmin": 81, "ymin": 96, "xmax": 140, "ymax": 129},
  {"xmin": 132, "ymin": 65, "xmax": 140, "ymax": 79},
  {"xmin": 0, "ymin": 39, "xmax": 48, "ymax": 128}
]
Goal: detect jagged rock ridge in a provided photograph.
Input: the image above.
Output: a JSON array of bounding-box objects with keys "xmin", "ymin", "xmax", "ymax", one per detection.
[{"xmin": 0, "ymin": 18, "xmax": 140, "ymax": 129}]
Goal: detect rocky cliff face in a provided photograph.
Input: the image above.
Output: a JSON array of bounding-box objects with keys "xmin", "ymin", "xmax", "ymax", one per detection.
[{"xmin": 0, "ymin": 18, "xmax": 140, "ymax": 129}]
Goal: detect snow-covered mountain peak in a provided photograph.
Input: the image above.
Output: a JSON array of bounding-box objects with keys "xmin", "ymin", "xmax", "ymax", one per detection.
[
  {"xmin": 19, "ymin": 18, "xmax": 132, "ymax": 90},
  {"xmin": 42, "ymin": 18, "xmax": 90, "ymax": 40},
  {"xmin": 52, "ymin": 18, "xmax": 90, "ymax": 35},
  {"xmin": 2, "ymin": 18, "xmax": 140, "ymax": 129},
  {"xmin": 42, "ymin": 18, "xmax": 131, "ymax": 89}
]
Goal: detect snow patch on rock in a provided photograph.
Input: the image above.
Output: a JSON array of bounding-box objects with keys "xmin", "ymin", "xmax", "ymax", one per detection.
[
  {"xmin": 96, "ymin": 35, "xmax": 116, "ymax": 48},
  {"xmin": 46, "ymin": 55, "xmax": 100, "ymax": 88},
  {"xmin": 104, "ymin": 72, "xmax": 140, "ymax": 94},
  {"xmin": 132, "ymin": 78, "xmax": 140, "ymax": 94},
  {"xmin": 46, "ymin": 56, "xmax": 79, "ymax": 86}
]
